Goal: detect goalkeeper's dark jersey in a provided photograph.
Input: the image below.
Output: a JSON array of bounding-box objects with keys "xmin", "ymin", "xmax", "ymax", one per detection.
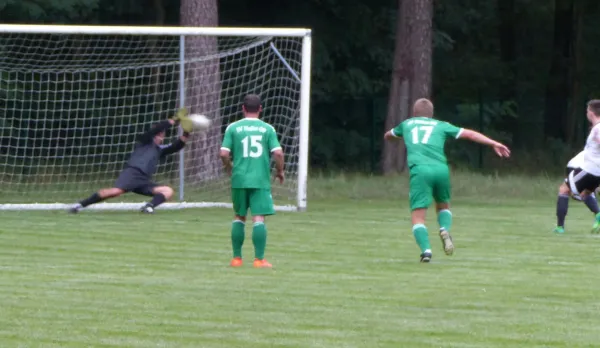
[{"xmin": 125, "ymin": 120, "xmax": 185, "ymax": 176}]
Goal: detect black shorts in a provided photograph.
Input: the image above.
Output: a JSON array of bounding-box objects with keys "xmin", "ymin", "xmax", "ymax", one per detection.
[
  {"xmin": 114, "ymin": 167, "xmax": 159, "ymax": 196},
  {"xmin": 565, "ymin": 166, "xmax": 575, "ymax": 178},
  {"xmin": 566, "ymin": 168, "xmax": 600, "ymax": 195}
]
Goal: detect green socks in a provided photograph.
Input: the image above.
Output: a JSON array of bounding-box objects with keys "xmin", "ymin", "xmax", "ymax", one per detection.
[
  {"xmin": 252, "ymin": 222, "xmax": 267, "ymax": 260},
  {"xmin": 438, "ymin": 209, "xmax": 453, "ymax": 231},
  {"xmin": 231, "ymin": 220, "xmax": 268, "ymax": 260},
  {"xmin": 231, "ymin": 220, "xmax": 245, "ymax": 258},
  {"xmin": 412, "ymin": 224, "xmax": 431, "ymax": 253}
]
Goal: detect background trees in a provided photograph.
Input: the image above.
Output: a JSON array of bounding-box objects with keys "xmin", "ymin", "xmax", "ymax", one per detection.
[{"xmin": 1, "ymin": 0, "xmax": 597, "ymax": 174}]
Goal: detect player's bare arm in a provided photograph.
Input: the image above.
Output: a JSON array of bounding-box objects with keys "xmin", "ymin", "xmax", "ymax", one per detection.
[
  {"xmin": 219, "ymin": 148, "xmax": 233, "ymax": 176},
  {"xmin": 458, "ymin": 129, "xmax": 511, "ymax": 158},
  {"xmin": 383, "ymin": 130, "xmax": 400, "ymax": 141},
  {"xmin": 272, "ymin": 148, "xmax": 285, "ymax": 183}
]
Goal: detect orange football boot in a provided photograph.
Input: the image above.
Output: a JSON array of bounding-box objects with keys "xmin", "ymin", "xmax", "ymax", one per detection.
[
  {"xmin": 253, "ymin": 259, "xmax": 272, "ymax": 268},
  {"xmin": 230, "ymin": 257, "xmax": 243, "ymax": 267}
]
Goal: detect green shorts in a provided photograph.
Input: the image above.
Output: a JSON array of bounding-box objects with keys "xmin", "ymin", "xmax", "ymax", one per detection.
[
  {"xmin": 408, "ymin": 165, "xmax": 451, "ymax": 210},
  {"xmin": 231, "ymin": 188, "xmax": 275, "ymax": 217}
]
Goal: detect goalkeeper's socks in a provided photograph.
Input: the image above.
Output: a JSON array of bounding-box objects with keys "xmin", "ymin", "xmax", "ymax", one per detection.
[
  {"xmin": 584, "ymin": 193, "xmax": 600, "ymax": 214},
  {"xmin": 148, "ymin": 193, "xmax": 167, "ymax": 208},
  {"xmin": 80, "ymin": 192, "xmax": 103, "ymax": 207},
  {"xmin": 556, "ymin": 194, "xmax": 569, "ymax": 227},
  {"xmin": 231, "ymin": 220, "xmax": 245, "ymax": 258},
  {"xmin": 437, "ymin": 209, "xmax": 453, "ymax": 231},
  {"xmin": 412, "ymin": 224, "xmax": 431, "ymax": 253},
  {"xmin": 252, "ymin": 221, "xmax": 267, "ymax": 260}
]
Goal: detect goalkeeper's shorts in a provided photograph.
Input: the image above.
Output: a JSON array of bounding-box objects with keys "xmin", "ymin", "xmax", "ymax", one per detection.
[{"xmin": 114, "ymin": 167, "xmax": 159, "ymax": 196}]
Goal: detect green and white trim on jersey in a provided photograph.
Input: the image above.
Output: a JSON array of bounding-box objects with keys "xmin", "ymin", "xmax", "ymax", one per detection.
[
  {"xmin": 220, "ymin": 118, "xmax": 280, "ymax": 153},
  {"xmin": 221, "ymin": 146, "xmax": 281, "ymax": 153},
  {"xmin": 390, "ymin": 125, "xmax": 463, "ymax": 139}
]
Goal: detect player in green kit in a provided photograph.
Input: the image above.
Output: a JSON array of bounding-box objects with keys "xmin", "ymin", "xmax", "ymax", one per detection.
[
  {"xmin": 220, "ymin": 94, "xmax": 285, "ymax": 268},
  {"xmin": 384, "ymin": 98, "xmax": 511, "ymax": 262}
]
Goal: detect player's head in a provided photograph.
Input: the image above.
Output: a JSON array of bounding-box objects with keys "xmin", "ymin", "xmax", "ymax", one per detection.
[
  {"xmin": 587, "ymin": 100, "xmax": 600, "ymax": 122},
  {"xmin": 413, "ymin": 98, "xmax": 434, "ymax": 118},
  {"xmin": 242, "ymin": 94, "xmax": 262, "ymax": 117},
  {"xmin": 152, "ymin": 123, "xmax": 166, "ymax": 144}
]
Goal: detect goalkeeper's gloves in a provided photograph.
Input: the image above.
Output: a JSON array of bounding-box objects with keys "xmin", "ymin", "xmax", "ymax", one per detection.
[
  {"xmin": 180, "ymin": 117, "xmax": 194, "ymax": 135},
  {"xmin": 170, "ymin": 108, "xmax": 188, "ymax": 123}
]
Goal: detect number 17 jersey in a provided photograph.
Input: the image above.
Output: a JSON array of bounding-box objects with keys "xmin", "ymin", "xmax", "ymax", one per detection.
[
  {"xmin": 221, "ymin": 118, "xmax": 282, "ymax": 189},
  {"xmin": 391, "ymin": 117, "xmax": 463, "ymax": 167}
]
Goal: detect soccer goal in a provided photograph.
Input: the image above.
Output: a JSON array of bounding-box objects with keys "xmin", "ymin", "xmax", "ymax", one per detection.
[{"xmin": 0, "ymin": 24, "xmax": 312, "ymax": 212}]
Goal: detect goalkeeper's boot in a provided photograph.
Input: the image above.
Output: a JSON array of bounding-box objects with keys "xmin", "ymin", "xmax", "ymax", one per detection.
[
  {"xmin": 230, "ymin": 257, "xmax": 243, "ymax": 267},
  {"xmin": 439, "ymin": 228, "xmax": 454, "ymax": 256},
  {"xmin": 553, "ymin": 226, "xmax": 565, "ymax": 234},
  {"xmin": 592, "ymin": 213, "xmax": 600, "ymax": 234},
  {"xmin": 420, "ymin": 250, "xmax": 432, "ymax": 263},
  {"xmin": 68, "ymin": 204, "xmax": 82, "ymax": 214},
  {"xmin": 253, "ymin": 259, "xmax": 273, "ymax": 268},
  {"xmin": 140, "ymin": 205, "xmax": 155, "ymax": 214}
]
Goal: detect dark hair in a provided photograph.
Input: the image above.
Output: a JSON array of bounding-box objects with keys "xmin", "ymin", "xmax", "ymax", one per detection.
[
  {"xmin": 588, "ymin": 100, "xmax": 600, "ymax": 117},
  {"xmin": 243, "ymin": 94, "xmax": 262, "ymax": 113}
]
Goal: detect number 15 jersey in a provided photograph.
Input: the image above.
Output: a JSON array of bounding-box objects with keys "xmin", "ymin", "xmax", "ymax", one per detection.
[
  {"xmin": 390, "ymin": 117, "xmax": 463, "ymax": 167},
  {"xmin": 221, "ymin": 118, "xmax": 282, "ymax": 189}
]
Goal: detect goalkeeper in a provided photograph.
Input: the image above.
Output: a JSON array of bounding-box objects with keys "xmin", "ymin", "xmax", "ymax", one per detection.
[
  {"xmin": 69, "ymin": 109, "xmax": 194, "ymax": 214},
  {"xmin": 384, "ymin": 98, "xmax": 511, "ymax": 262}
]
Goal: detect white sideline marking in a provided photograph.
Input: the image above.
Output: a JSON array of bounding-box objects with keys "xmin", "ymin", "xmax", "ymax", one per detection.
[{"xmin": 0, "ymin": 202, "xmax": 299, "ymax": 212}]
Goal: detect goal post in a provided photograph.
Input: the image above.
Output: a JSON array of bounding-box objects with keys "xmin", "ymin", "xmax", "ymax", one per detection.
[{"xmin": 0, "ymin": 24, "xmax": 312, "ymax": 211}]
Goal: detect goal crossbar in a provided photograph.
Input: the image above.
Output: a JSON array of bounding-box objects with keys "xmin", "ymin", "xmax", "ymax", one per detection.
[
  {"xmin": 0, "ymin": 24, "xmax": 311, "ymax": 37},
  {"xmin": 0, "ymin": 24, "xmax": 312, "ymax": 212}
]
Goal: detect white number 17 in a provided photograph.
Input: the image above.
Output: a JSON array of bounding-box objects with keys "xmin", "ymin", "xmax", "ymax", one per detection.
[{"xmin": 411, "ymin": 126, "xmax": 434, "ymax": 144}]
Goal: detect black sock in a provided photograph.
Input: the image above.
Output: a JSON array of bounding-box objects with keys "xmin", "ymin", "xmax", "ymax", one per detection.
[
  {"xmin": 148, "ymin": 193, "xmax": 166, "ymax": 208},
  {"xmin": 80, "ymin": 192, "xmax": 103, "ymax": 207},
  {"xmin": 557, "ymin": 194, "xmax": 569, "ymax": 227},
  {"xmin": 584, "ymin": 193, "xmax": 600, "ymax": 214}
]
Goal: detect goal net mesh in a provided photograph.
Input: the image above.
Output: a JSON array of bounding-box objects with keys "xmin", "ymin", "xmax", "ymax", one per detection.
[{"xmin": 0, "ymin": 33, "xmax": 303, "ymax": 210}]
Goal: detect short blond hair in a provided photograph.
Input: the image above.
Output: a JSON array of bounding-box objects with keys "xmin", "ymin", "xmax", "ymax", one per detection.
[
  {"xmin": 588, "ymin": 100, "xmax": 600, "ymax": 117},
  {"xmin": 413, "ymin": 98, "xmax": 434, "ymax": 117}
]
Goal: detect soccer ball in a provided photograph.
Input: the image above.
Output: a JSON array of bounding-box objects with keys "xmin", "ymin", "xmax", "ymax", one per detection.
[{"xmin": 189, "ymin": 114, "xmax": 212, "ymax": 131}]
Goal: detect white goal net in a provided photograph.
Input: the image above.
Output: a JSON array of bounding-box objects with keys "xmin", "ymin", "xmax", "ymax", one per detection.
[{"xmin": 0, "ymin": 25, "xmax": 312, "ymax": 211}]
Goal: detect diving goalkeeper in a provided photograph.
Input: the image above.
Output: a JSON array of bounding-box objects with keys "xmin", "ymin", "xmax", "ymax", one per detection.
[{"xmin": 68, "ymin": 109, "xmax": 194, "ymax": 214}]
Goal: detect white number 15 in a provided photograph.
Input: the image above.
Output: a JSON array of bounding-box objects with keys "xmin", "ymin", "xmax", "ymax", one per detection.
[{"xmin": 241, "ymin": 135, "xmax": 263, "ymax": 158}]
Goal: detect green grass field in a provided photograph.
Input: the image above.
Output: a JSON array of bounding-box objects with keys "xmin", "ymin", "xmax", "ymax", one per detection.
[{"xmin": 1, "ymin": 172, "xmax": 599, "ymax": 347}]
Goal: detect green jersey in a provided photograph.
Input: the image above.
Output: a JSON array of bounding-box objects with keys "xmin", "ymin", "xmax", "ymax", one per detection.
[
  {"xmin": 221, "ymin": 118, "xmax": 282, "ymax": 189},
  {"xmin": 391, "ymin": 117, "xmax": 463, "ymax": 167}
]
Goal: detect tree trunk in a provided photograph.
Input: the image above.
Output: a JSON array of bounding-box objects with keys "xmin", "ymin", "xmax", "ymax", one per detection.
[
  {"xmin": 410, "ymin": 0, "xmax": 432, "ymax": 101},
  {"xmin": 544, "ymin": 0, "xmax": 573, "ymax": 141},
  {"xmin": 382, "ymin": 0, "xmax": 432, "ymax": 175},
  {"xmin": 180, "ymin": 0, "xmax": 222, "ymax": 183},
  {"xmin": 382, "ymin": 0, "xmax": 413, "ymax": 175}
]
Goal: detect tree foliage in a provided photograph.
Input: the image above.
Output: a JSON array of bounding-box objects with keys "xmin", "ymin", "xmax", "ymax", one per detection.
[
  {"xmin": 0, "ymin": 0, "xmax": 100, "ymax": 22},
  {"xmin": 1, "ymin": 0, "xmax": 598, "ymax": 173}
]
